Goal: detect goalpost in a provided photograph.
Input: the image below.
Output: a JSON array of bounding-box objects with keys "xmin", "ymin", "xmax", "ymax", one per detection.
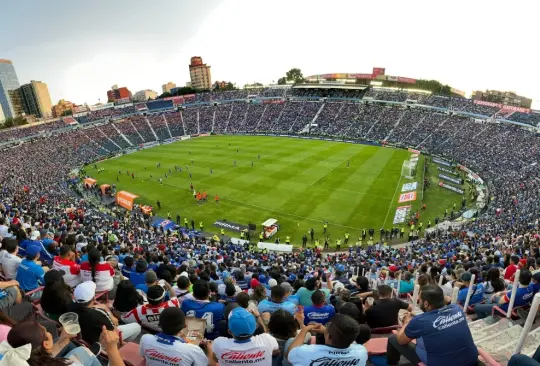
[{"xmin": 401, "ymin": 160, "xmax": 417, "ymax": 179}]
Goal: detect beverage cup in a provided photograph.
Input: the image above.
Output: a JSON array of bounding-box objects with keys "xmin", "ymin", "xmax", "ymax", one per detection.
[{"xmin": 59, "ymin": 312, "xmax": 81, "ymax": 335}]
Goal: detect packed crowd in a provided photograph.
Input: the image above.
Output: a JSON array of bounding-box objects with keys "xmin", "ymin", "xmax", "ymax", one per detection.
[{"xmin": 0, "ymin": 88, "xmax": 539, "ymax": 365}]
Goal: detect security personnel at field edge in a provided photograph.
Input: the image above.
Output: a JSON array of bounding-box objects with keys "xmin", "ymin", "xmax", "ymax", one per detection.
[
  {"xmin": 357, "ymin": 238, "xmax": 363, "ymax": 247},
  {"xmin": 240, "ymin": 231, "xmax": 245, "ymax": 239},
  {"xmin": 314, "ymin": 239, "xmax": 320, "ymax": 248},
  {"xmin": 221, "ymin": 228, "xmax": 225, "ymax": 236},
  {"xmin": 418, "ymin": 222, "xmax": 423, "ymax": 231},
  {"xmin": 336, "ymin": 239, "xmax": 341, "ymax": 250},
  {"xmin": 362, "ymin": 229, "xmax": 367, "ymax": 240},
  {"xmin": 323, "ymin": 222, "xmax": 328, "ymax": 233},
  {"xmin": 259, "ymin": 231, "xmax": 264, "ymax": 241},
  {"xmin": 400, "ymin": 227, "xmax": 405, "ymax": 238},
  {"xmin": 199, "ymin": 221, "xmax": 203, "ymax": 230},
  {"xmin": 367, "ymin": 239, "xmax": 373, "ymax": 246},
  {"xmin": 184, "ymin": 217, "xmax": 188, "ymax": 228},
  {"xmin": 344, "ymin": 233, "xmax": 349, "ymax": 244},
  {"xmin": 167, "ymin": 212, "xmax": 171, "ymax": 220},
  {"xmin": 285, "ymin": 236, "xmax": 291, "ymax": 244},
  {"xmin": 427, "ymin": 220, "xmax": 432, "ymax": 229}
]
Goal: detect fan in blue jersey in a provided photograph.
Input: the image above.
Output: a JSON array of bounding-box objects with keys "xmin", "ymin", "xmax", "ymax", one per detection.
[
  {"xmin": 303, "ymin": 290, "xmax": 335, "ymax": 325},
  {"xmin": 258, "ymin": 284, "xmax": 297, "ymax": 315},
  {"xmin": 181, "ymin": 280, "xmax": 225, "ymax": 340}
]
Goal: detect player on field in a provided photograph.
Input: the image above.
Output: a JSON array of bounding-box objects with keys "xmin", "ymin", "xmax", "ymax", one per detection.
[{"xmin": 215, "ymin": 194, "xmax": 219, "ymax": 204}]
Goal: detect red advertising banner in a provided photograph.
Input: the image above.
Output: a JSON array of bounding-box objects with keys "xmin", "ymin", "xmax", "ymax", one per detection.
[
  {"xmin": 348, "ymin": 73, "xmax": 374, "ymax": 79},
  {"xmin": 372, "ymin": 67, "xmax": 386, "ymax": 76},
  {"xmin": 474, "ymin": 100, "xmax": 530, "ymax": 114},
  {"xmin": 398, "ymin": 191, "xmax": 417, "ymax": 203},
  {"xmin": 163, "ymin": 96, "xmax": 185, "ymax": 105},
  {"xmin": 263, "ymin": 99, "xmax": 285, "ymax": 104},
  {"xmin": 397, "ymin": 77, "xmax": 416, "ymax": 84}
]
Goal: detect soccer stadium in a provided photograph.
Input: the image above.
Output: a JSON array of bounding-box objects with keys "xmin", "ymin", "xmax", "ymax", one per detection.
[{"xmin": 1, "ymin": 2, "xmax": 540, "ymax": 366}]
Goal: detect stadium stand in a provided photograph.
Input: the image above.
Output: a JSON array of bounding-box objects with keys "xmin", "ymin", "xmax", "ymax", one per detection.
[{"xmin": 1, "ymin": 89, "xmax": 540, "ymax": 365}]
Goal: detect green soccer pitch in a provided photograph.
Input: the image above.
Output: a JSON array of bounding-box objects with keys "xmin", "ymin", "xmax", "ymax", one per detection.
[{"xmin": 87, "ymin": 135, "xmax": 469, "ymax": 245}]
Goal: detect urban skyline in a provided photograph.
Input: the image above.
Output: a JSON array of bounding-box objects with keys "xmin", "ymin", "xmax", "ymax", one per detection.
[{"xmin": 2, "ymin": 0, "xmax": 539, "ymax": 109}]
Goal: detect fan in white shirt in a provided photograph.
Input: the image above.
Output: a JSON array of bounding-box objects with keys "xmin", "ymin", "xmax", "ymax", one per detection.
[
  {"xmin": 140, "ymin": 307, "xmax": 209, "ymax": 366},
  {"xmin": 211, "ymin": 307, "xmax": 279, "ymax": 366},
  {"xmin": 0, "ymin": 239, "xmax": 22, "ymax": 279}
]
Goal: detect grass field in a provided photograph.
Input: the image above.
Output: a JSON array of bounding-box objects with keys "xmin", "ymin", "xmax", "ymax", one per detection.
[{"xmin": 89, "ymin": 135, "xmax": 470, "ymax": 246}]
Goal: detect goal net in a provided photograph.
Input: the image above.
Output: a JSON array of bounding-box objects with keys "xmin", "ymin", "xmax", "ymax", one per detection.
[{"xmin": 401, "ymin": 160, "xmax": 417, "ymax": 179}]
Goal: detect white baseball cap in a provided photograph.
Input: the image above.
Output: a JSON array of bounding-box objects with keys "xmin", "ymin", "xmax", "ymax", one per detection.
[
  {"xmin": 74, "ymin": 281, "xmax": 96, "ymax": 303},
  {"xmin": 268, "ymin": 279, "xmax": 278, "ymax": 288},
  {"xmin": 30, "ymin": 231, "xmax": 40, "ymax": 240}
]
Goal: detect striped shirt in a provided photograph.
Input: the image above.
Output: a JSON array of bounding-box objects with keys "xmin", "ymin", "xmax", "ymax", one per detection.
[{"xmin": 122, "ymin": 298, "xmax": 180, "ymax": 328}]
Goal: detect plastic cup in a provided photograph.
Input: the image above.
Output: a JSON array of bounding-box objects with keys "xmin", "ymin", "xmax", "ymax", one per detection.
[{"xmin": 59, "ymin": 312, "xmax": 81, "ymax": 335}]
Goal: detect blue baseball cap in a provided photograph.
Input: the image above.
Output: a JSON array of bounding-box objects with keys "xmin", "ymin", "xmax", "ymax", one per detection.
[
  {"xmin": 26, "ymin": 244, "xmax": 41, "ymax": 258},
  {"xmin": 258, "ymin": 275, "xmax": 267, "ymax": 283},
  {"xmin": 288, "ymin": 273, "xmax": 297, "ymax": 282},
  {"xmin": 228, "ymin": 307, "xmax": 256, "ymax": 337}
]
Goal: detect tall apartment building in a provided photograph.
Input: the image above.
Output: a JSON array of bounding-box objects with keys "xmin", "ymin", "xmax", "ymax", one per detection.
[
  {"xmin": 19, "ymin": 80, "xmax": 53, "ymax": 118},
  {"xmin": 0, "ymin": 59, "xmax": 21, "ymax": 120},
  {"xmin": 107, "ymin": 85, "xmax": 132, "ymax": 102},
  {"xmin": 162, "ymin": 82, "xmax": 176, "ymax": 94},
  {"xmin": 189, "ymin": 56, "xmax": 211, "ymax": 90}
]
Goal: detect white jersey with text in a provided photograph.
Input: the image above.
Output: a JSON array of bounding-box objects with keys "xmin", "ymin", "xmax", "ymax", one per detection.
[
  {"xmin": 212, "ymin": 333, "xmax": 278, "ymax": 366},
  {"xmin": 287, "ymin": 344, "xmax": 368, "ymax": 366},
  {"xmin": 140, "ymin": 333, "xmax": 208, "ymax": 366}
]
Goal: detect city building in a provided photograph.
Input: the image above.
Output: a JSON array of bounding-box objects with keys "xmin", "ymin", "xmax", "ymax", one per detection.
[
  {"xmin": 162, "ymin": 82, "xmax": 176, "ymax": 94},
  {"xmin": 472, "ymin": 90, "xmax": 532, "ymax": 108},
  {"xmin": 52, "ymin": 99, "xmax": 74, "ymax": 117},
  {"xmin": 107, "ymin": 85, "xmax": 132, "ymax": 102},
  {"xmin": 189, "ymin": 56, "xmax": 211, "ymax": 90},
  {"xmin": 19, "ymin": 80, "xmax": 52, "ymax": 118},
  {"xmin": 185, "ymin": 82, "xmax": 192, "ymax": 88},
  {"xmin": 0, "ymin": 59, "xmax": 21, "ymax": 120},
  {"xmin": 132, "ymin": 89, "xmax": 158, "ymax": 102}
]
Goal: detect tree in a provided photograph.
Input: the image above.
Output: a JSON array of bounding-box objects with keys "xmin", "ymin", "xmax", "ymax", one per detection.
[
  {"xmin": 415, "ymin": 79, "xmax": 454, "ymax": 96},
  {"xmin": 285, "ymin": 68, "xmax": 304, "ymax": 84},
  {"xmin": 158, "ymin": 92, "xmax": 172, "ymax": 99},
  {"xmin": 1, "ymin": 116, "xmax": 28, "ymax": 129},
  {"xmin": 277, "ymin": 77, "xmax": 287, "ymax": 85},
  {"xmin": 61, "ymin": 109, "xmax": 73, "ymax": 117}
]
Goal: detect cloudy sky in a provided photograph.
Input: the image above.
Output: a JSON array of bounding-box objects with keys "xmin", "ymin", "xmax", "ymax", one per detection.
[{"xmin": 2, "ymin": 0, "xmax": 539, "ymax": 107}]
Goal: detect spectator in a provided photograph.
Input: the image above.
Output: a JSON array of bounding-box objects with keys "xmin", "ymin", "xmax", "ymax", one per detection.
[
  {"xmin": 39, "ymin": 269, "xmax": 72, "ymax": 321},
  {"xmin": 456, "ymin": 272, "xmax": 485, "ymax": 306},
  {"xmin": 80, "ymin": 247, "xmax": 114, "ymax": 292},
  {"xmin": 365, "ymin": 285, "xmax": 411, "ymax": 329},
  {"xmin": 483, "ymin": 267, "xmax": 505, "ymax": 299},
  {"xmin": 112, "ymin": 280, "xmax": 146, "ymax": 316},
  {"xmin": 136, "ymin": 270, "xmax": 160, "ymax": 295},
  {"xmin": 211, "ymin": 307, "xmax": 278, "ymax": 366},
  {"xmin": 258, "ymin": 284, "xmax": 297, "ymax": 315},
  {"xmin": 129, "ymin": 260, "xmax": 148, "ymax": 287},
  {"xmin": 52, "ymin": 245, "xmax": 81, "ymax": 288},
  {"xmin": 16, "ymin": 244, "xmax": 48, "ymax": 297},
  {"xmin": 303, "ymin": 290, "xmax": 335, "ymax": 325},
  {"xmin": 504, "ymin": 255, "xmax": 520, "ymax": 281},
  {"xmin": 268, "ymin": 309, "xmax": 309, "ymax": 366},
  {"xmin": 181, "ymin": 280, "xmax": 225, "ymax": 340},
  {"xmin": 122, "ymin": 282, "xmax": 179, "ymax": 328},
  {"xmin": 386, "ymin": 285, "xmax": 478, "ymax": 366},
  {"xmin": 0, "ymin": 217, "xmax": 13, "ymax": 239},
  {"xmin": 69, "ymin": 281, "xmax": 141, "ymax": 344},
  {"xmin": 139, "ymin": 307, "xmax": 210, "ymax": 366},
  {"xmin": 474, "ymin": 269, "xmax": 534, "ymax": 319},
  {"xmin": 399, "ymin": 271, "xmax": 414, "ymax": 294},
  {"xmin": 296, "ymin": 278, "xmax": 332, "ymax": 307},
  {"xmin": 508, "ymin": 345, "xmax": 540, "ymax": 366},
  {"xmin": 121, "ymin": 256, "xmax": 134, "ymax": 278},
  {"xmin": 286, "ymin": 313, "xmax": 368, "ymax": 366},
  {"xmin": 0, "ymin": 238, "xmax": 22, "ymax": 280},
  {"xmin": 173, "ymin": 275, "xmax": 191, "ymax": 303}
]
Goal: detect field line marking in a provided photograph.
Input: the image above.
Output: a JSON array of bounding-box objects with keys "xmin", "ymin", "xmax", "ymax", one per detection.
[
  {"xmin": 382, "ymin": 174, "xmax": 403, "ymax": 227},
  {"xmin": 309, "ymin": 150, "xmax": 363, "ymax": 187}
]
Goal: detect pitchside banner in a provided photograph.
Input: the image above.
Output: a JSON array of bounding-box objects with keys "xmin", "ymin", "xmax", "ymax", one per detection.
[
  {"xmin": 213, "ymin": 220, "xmax": 249, "ymax": 232},
  {"xmin": 437, "ymin": 166, "xmax": 458, "ymax": 176},
  {"xmin": 432, "ymin": 157, "xmax": 452, "ymax": 167},
  {"xmin": 393, "ymin": 205, "xmax": 412, "ymax": 224},
  {"xmin": 438, "ymin": 174, "xmax": 463, "ymax": 185},
  {"xmin": 398, "ymin": 191, "xmax": 417, "ymax": 203},
  {"xmin": 401, "ymin": 182, "xmax": 418, "ymax": 192},
  {"xmin": 438, "ymin": 181, "xmax": 464, "ymax": 195}
]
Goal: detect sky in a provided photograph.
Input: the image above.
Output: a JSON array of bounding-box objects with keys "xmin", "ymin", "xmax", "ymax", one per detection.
[{"xmin": 2, "ymin": 0, "xmax": 539, "ymax": 108}]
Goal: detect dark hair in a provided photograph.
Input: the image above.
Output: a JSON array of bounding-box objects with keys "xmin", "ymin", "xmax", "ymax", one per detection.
[
  {"xmin": 124, "ymin": 256, "xmax": 134, "ymax": 267},
  {"xmin": 3, "ymin": 238, "xmax": 18, "ymax": 254},
  {"xmin": 510, "ymin": 255, "xmax": 520, "ymax": 265},
  {"xmin": 252, "ymin": 285, "xmax": 267, "ymax": 303},
  {"xmin": 327, "ymin": 314, "xmax": 359, "ymax": 348},
  {"xmin": 356, "ymin": 324, "xmax": 371, "ymax": 345},
  {"xmin": 311, "ymin": 290, "xmax": 325, "ymax": 306},
  {"xmin": 377, "ymin": 285, "xmax": 392, "ymax": 298},
  {"xmin": 159, "ymin": 308, "xmax": 185, "ymax": 335},
  {"xmin": 177, "ymin": 276, "xmax": 190, "ymax": 291},
  {"xmin": 192, "ymin": 280, "xmax": 210, "ymax": 300},
  {"xmin": 519, "ymin": 269, "xmax": 533, "ymax": 286},
  {"xmin": 486, "ymin": 268, "xmax": 505, "ymax": 292},
  {"xmin": 268, "ymin": 309, "xmax": 297, "ymax": 339},
  {"xmin": 113, "ymin": 280, "xmax": 144, "ymax": 313},
  {"xmin": 236, "ymin": 292, "xmax": 250, "ymax": 308},
  {"xmin": 59, "ymin": 245, "xmax": 72, "ymax": 257},
  {"xmin": 88, "ymin": 247, "xmax": 101, "ymax": 284},
  {"xmin": 338, "ymin": 302, "xmax": 361, "ymax": 323},
  {"xmin": 305, "ymin": 278, "xmax": 317, "ymax": 291},
  {"xmin": 354, "ymin": 276, "xmax": 369, "ymax": 291},
  {"xmin": 0, "ymin": 310, "xmax": 15, "ymax": 326},
  {"xmin": 270, "ymin": 284, "xmax": 286, "ymax": 302},
  {"xmin": 40, "ymin": 278, "xmax": 72, "ymax": 316},
  {"xmin": 419, "ymin": 285, "xmax": 445, "ymax": 309},
  {"xmin": 225, "ymin": 283, "xmax": 236, "ymax": 297},
  {"xmin": 7, "ymin": 322, "xmax": 69, "ymax": 366}
]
